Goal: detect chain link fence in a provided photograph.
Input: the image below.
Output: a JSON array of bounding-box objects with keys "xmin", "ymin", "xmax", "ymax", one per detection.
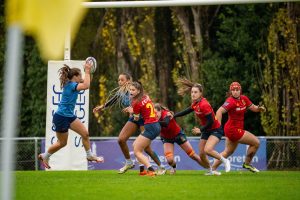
[{"xmin": 0, "ymin": 137, "xmax": 299, "ymax": 170}]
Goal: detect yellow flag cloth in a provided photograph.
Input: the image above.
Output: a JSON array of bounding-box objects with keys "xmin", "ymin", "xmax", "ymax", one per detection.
[{"xmin": 5, "ymin": 0, "xmax": 89, "ymax": 60}]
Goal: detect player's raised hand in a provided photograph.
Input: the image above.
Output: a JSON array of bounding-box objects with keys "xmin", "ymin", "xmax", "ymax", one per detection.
[{"xmin": 84, "ymin": 61, "xmax": 92, "ymax": 73}]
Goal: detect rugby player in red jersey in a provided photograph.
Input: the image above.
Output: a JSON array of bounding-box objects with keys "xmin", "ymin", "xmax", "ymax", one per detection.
[
  {"xmin": 129, "ymin": 82, "xmax": 161, "ymax": 176},
  {"xmin": 93, "ymin": 73, "xmax": 165, "ymax": 175},
  {"xmin": 154, "ymin": 103, "xmax": 209, "ymax": 175},
  {"xmin": 211, "ymin": 82, "xmax": 266, "ymax": 173},
  {"xmin": 173, "ymin": 78, "xmax": 231, "ymax": 175}
]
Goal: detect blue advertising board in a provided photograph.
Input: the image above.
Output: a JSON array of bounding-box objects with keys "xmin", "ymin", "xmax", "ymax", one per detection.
[
  {"xmin": 86, "ymin": 137, "xmax": 266, "ymax": 171},
  {"xmin": 41, "ymin": 137, "xmax": 266, "ymax": 171}
]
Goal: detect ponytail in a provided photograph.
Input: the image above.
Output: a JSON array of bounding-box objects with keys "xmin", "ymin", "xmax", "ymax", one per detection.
[
  {"xmin": 58, "ymin": 64, "xmax": 81, "ymax": 88},
  {"xmin": 176, "ymin": 78, "xmax": 203, "ymax": 96},
  {"xmin": 154, "ymin": 103, "xmax": 168, "ymax": 111}
]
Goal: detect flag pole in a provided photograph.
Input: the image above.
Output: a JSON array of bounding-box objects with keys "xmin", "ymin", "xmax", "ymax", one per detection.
[{"xmin": 0, "ymin": 25, "xmax": 23, "ymax": 200}]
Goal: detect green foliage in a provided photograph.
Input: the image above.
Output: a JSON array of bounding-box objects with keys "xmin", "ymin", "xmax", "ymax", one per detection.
[
  {"xmin": 201, "ymin": 4, "xmax": 274, "ymax": 135},
  {"xmin": 20, "ymin": 38, "xmax": 47, "ymax": 136},
  {"xmin": 124, "ymin": 8, "xmax": 158, "ymax": 98},
  {"xmin": 261, "ymin": 8, "xmax": 300, "ymax": 136}
]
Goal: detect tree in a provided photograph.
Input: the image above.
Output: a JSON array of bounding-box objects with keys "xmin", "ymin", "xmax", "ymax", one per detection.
[
  {"xmin": 201, "ymin": 4, "xmax": 275, "ymax": 135},
  {"xmin": 260, "ymin": 6, "xmax": 300, "ymax": 169},
  {"xmin": 261, "ymin": 7, "xmax": 300, "ymax": 137}
]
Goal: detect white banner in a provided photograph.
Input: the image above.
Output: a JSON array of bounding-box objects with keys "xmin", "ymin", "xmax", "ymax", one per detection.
[{"xmin": 46, "ymin": 60, "xmax": 89, "ymax": 170}]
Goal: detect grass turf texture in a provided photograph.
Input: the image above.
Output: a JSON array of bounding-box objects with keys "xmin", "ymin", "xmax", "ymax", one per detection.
[{"xmin": 16, "ymin": 170, "xmax": 300, "ymax": 200}]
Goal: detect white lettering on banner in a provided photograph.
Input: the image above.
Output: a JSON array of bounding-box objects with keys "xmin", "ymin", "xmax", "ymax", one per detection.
[
  {"xmin": 51, "ymin": 136, "xmax": 57, "ymax": 145},
  {"xmin": 51, "ymin": 85, "xmax": 62, "ymax": 131},
  {"xmin": 74, "ymin": 90, "xmax": 86, "ymax": 122},
  {"xmin": 74, "ymin": 136, "xmax": 83, "ymax": 148},
  {"xmin": 228, "ymin": 155, "xmax": 258, "ymax": 163},
  {"xmin": 148, "ymin": 155, "xmax": 181, "ymax": 163}
]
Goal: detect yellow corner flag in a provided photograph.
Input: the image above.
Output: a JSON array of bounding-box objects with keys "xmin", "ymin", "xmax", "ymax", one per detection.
[{"xmin": 5, "ymin": 0, "xmax": 89, "ymax": 60}]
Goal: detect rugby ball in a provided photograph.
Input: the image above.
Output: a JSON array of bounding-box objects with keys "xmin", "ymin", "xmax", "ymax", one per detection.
[{"xmin": 85, "ymin": 57, "xmax": 97, "ymax": 73}]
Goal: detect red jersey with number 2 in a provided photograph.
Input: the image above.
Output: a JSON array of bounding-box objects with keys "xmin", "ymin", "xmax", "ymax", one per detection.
[
  {"xmin": 132, "ymin": 95, "xmax": 158, "ymax": 124},
  {"xmin": 191, "ymin": 98, "xmax": 220, "ymax": 131},
  {"xmin": 160, "ymin": 110, "xmax": 181, "ymax": 139}
]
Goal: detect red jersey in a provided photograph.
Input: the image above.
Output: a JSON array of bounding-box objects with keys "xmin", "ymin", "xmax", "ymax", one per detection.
[
  {"xmin": 222, "ymin": 95, "xmax": 253, "ymax": 129},
  {"xmin": 191, "ymin": 98, "xmax": 220, "ymax": 131},
  {"xmin": 160, "ymin": 110, "xmax": 181, "ymax": 139},
  {"xmin": 132, "ymin": 95, "xmax": 158, "ymax": 124}
]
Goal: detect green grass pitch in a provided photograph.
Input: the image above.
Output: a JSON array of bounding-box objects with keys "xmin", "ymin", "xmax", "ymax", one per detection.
[{"xmin": 16, "ymin": 170, "xmax": 300, "ymax": 200}]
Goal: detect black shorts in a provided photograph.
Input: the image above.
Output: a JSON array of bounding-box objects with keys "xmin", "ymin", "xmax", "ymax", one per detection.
[
  {"xmin": 128, "ymin": 115, "xmax": 144, "ymax": 126},
  {"xmin": 201, "ymin": 127, "xmax": 224, "ymax": 140},
  {"xmin": 161, "ymin": 130, "xmax": 187, "ymax": 145}
]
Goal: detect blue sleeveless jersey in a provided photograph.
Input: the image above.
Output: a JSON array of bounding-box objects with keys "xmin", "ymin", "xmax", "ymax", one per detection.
[
  {"xmin": 56, "ymin": 81, "xmax": 79, "ymax": 117},
  {"xmin": 120, "ymin": 91, "xmax": 131, "ymax": 107}
]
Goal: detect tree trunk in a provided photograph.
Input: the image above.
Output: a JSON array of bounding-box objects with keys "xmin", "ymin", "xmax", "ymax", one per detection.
[
  {"xmin": 154, "ymin": 8, "xmax": 173, "ymax": 105},
  {"xmin": 172, "ymin": 7, "xmax": 200, "ymax": 82}
]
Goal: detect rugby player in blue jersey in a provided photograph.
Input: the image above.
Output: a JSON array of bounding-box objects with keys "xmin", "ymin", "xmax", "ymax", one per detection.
[{"xmin": 39, "ymin": 61, "xmax": 104, "ymax": 169}]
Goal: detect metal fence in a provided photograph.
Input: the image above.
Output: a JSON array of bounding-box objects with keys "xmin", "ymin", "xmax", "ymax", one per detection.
[{"xmin": 0, "ymin": 136, "xmax": 299, "ymax": 171}]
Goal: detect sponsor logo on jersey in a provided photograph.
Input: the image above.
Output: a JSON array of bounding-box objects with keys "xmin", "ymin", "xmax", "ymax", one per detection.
[{"xmin": 236, "ymin": 106, "xmax": 246, "ymax": 111}]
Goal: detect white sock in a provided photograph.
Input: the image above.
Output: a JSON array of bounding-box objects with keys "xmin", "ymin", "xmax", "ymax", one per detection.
[
  {"xmin": 220, "ymin": 156, "xmax": 226, "ymax": 163},
  {"xmin": 43, "ymin": 152, "xmax": 52, "ymax": 160},
  {"xmin": 86, "ymin": 149, "xmax": 93, "ymax": 157},
  {"xmin": 159, "ymin": 164, "xmax": 165, "ymax": 168},
  {"xmin": 126, "ymin": 159, "xmax": 133, "ymax": 164}
]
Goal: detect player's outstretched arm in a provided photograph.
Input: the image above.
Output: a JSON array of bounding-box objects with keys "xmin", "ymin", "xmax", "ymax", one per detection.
[
  {"xmin": 77, "ymin": 62, "xmax": 91, "ymax": 91},
  {"xmin": 173, "ymin": 107, "xmax": 194, "ymax": 118}
]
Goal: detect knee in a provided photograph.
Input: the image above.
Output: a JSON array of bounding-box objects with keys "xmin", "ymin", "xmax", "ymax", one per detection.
[
  {"xmin": 254, "ymin": 140, "xmax": 260, "ymax": 149},
  {"xmin": 133, "ymin": 143, "xmax": 141, "ymax": 153},
  {"xmin": 204, "ymin": 146, "xmax": 213, "ymax": 155}
]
